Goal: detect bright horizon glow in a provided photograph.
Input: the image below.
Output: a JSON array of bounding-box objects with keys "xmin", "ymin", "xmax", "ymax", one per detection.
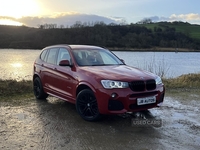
[
  {"xmin": 0, "ymin": 19, "xmax": 23, "ymax": 26},
  {"xmin": 0, "ymin": 0, "xmax": 200, "ymax": 27},
  {"xmin": 0, "ymin": 0, "xmax": 40, "ymax": 18}
]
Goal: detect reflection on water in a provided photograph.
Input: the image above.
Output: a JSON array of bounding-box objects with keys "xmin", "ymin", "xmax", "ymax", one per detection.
[
  {"xmin": 11, "ymin": 63, "xmax": 23, "ymax": 68},
  {"xmin": 0, "ymin": 49, "xmax": 40, "ymax": 80},
  {"xmin": 9, "ymin": 63, "xmax": 24, "ymax": 80},
  {"xmin": 0, "ymin": 49, "xmax": 200, "ymax": 80}
]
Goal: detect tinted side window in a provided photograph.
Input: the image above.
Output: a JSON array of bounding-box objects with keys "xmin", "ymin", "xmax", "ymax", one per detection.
[
  {"xmin": 40, "ymin": 49, "xmax": 47, "ymax": 61},
  {"xmin": 46, "ymin": 48, "xmax": 58, "ymax": 64},
  {"xmin": 57, "ymin": 48, "xmax": 71, "ymax": 65}
]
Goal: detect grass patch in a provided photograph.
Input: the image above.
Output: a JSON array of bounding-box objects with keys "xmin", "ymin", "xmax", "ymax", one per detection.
[
  {"xmin": 0, "ymin": 79, "xmax": 34, "ymax": 101},
  {"xmin": 138, "ymin": 22, "xmax": 200, "ymax": 40},
  {"xmin": 163, "ymin": 73, "xmax": 200, "ymax": 101},
  {"xmin": 0, "ymin": 73, "xmax": 200, "ymax": 101},
  {"xmin": 163, "ymin": 73, "xmax": 200, "ymax": 89}
]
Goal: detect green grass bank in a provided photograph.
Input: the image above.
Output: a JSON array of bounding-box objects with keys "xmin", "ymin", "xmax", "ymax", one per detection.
[{"xmin": 0, "ymin": 73, "xmax": 200, "ymax": 101}]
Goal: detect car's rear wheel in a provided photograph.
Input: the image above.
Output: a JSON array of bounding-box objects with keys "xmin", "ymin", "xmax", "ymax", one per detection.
[
  {"xmin": 76, "ymin": 89, "xmax": 101, "ymax": 121},
  {"xmin": 33, "ymin": 77, "xmax": 48, "ymax": 99}
]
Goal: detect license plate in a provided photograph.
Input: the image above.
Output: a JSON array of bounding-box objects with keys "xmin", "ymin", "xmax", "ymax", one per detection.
[{"xmin": 137, "ymin": 96, "xmax": 156, "ymax": 105}]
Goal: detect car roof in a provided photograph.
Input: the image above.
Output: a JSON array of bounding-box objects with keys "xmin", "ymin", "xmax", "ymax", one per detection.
[
  {"xmin": 69, "ymin": 45, "xmax": 104, "ymax": 50},
  {"xmin": 44, "ymin": 44, "xmax": 105, "ymax": 50}
]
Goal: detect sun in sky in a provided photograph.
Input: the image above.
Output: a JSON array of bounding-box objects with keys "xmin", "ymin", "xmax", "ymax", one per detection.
[
  {"xmin": 0, "ymin": 0, "xmax": 42, "ymax": 25},
  {"xmin": 0, "ymin": 19, "xmax": 23, "ymax": 26},
  {"xmin": 0, "ymin": 0, "xmax": 40, "ymax": 18}
]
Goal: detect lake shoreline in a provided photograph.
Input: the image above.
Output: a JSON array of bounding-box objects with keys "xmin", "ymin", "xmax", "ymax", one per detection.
[
  {"xmin": 0, "ymin": 49, "xmax": 200, "ymax": 80},
  {"xmin": 1, "ymin": 47, "xmax": 200, "ymax": 52},
  {"xmin": 109, "ymin": 47, "xmax": 200, "ymax": 52}
]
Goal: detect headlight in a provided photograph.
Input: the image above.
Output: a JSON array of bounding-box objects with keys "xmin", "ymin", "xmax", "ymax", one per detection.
[
  {"xmin": 101, "ymin": 80, "xmax": 129, "ymax": 89},
  {"xmin": 155, "ymin": 76, "xmax": 162, "ymax": 85}
]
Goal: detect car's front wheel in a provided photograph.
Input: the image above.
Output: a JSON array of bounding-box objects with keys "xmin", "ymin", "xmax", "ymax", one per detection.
[
  {"xmin": 33, "ymin": 77, "xmax": 48, "ymax": 99},
  {"xmin": 76, "ymin": 89, "xmax": 101, "ymax": 121}
]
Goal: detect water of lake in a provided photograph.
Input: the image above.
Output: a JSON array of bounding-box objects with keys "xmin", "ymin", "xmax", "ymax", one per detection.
[{"xmin": 0, "ymin": 49, "xmax": 200, "ymax": 80}]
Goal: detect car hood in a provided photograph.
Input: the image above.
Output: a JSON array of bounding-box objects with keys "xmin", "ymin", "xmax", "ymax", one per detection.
[{"xmin": 80, "ymin": 65, "xmax": 157, "ymax": 81}]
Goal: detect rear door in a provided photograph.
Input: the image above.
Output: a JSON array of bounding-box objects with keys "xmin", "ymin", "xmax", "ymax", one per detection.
[{"xmin": 42, "ymin": 48, "xmax": 59, "ymax": 92}]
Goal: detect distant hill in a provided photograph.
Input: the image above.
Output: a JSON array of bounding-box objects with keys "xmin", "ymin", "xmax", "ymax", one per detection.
[
  {"xmin": 138, "ymin": 21, "xmax": 200, "ymax": 40},
  {"xmin": 0, "ymin": 21, "xmax": 200, "ymax": 51}
]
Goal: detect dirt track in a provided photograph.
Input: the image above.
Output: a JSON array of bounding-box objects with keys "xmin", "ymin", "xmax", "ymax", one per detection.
[{"xmin": 0, "ymin": 96, "xmax": 200, "ymax": 150}]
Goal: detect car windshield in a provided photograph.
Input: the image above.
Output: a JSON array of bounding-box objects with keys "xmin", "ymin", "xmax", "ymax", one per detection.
[{"xmin": 72, "ymin": 49, "xmax": 124, "ymax": 66}]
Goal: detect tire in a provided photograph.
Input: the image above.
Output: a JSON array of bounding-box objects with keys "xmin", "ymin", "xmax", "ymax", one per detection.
[
  {"xmin": 33, "ymin": 77, "xmax": 48, "ymax": 99},
  {"xmin": 76, "ymin": 89, "xmax": 101, "ymax": 121}
]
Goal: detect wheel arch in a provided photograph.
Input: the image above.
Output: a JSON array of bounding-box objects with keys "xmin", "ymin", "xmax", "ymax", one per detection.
[
  {"xmin": 33, "ymin": 74, "xmax": 48, "ymax": 99},
  {"xmin": 76, "ymin": 83, "xmax": 96, "ymax": 96},
  {"xmin": 33, "ymin": 74, "xmax": 45, "ymax": 89},
  {"xmin": 33, "ymin": 74, "xmax": 40, "ymax": 81}
]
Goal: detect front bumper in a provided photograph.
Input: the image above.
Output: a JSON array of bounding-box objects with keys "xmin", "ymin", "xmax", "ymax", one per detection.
[{"xmin": 95, "ymin": 85, "xmax": 165, "ymax": 114}]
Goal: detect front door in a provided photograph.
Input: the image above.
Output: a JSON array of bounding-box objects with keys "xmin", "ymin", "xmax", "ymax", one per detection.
[{"xmin": 54, "ymin": 48, "xmax": 76, "ymax": 101}]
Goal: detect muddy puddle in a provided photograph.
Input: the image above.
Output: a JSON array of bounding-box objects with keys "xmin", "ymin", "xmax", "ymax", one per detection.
[{"xmin": 0, "ymin": 96, "xmax": 200, "ymax": 150}]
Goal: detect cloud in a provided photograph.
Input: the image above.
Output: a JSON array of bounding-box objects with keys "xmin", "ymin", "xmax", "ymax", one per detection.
[
  {"xmin": 146, "ymin": 13, "xmax": 200, "ymax": 24},
  {"xmin": 0, "ymin": 13, "xmax": 122, "ymax": 27},
  {"xmin": 2, "ymin": 13, "xmax": 200, "ymax": 27},
  {"xmin": 169, "ymin": 13, "xmax": 200, "ymax": 22}
]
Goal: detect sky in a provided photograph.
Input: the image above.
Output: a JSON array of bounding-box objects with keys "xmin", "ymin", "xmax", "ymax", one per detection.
[{"xmin": 0, "ymin": 0, "xmax": 200, "ymax": 27}]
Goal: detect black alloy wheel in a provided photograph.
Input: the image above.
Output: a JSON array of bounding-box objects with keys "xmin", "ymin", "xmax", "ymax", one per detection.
[
  {"xmin": 76, "ymin": 89, "xmax": 101, "ymax": 121},
  {"xmin": 33, "ymin": 77, "xmax": 48, "ymax": 99}
]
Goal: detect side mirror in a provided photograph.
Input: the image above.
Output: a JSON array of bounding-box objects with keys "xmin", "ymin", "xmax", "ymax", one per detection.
[{"xmin": 59, "ymin": 60, "xmax": 72, "ymax": 67}]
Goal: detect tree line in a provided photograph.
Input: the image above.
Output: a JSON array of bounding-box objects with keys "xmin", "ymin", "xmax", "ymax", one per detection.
[{"xmin": 0, "ymin": 22, "xmax": 200, "ymax": 50}]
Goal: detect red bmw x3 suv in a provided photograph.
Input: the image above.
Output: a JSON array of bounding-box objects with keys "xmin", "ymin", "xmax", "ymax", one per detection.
[{"xmin": 33, "ymin": 44, "xmax": 165, "ymax": 121}]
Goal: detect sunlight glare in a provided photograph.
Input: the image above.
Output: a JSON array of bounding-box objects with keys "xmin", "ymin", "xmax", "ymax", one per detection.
[
  {"xmin": 11, "ymin": 63, "xmax": 23, "ymax": 68},
  {"xmin": 0, "ymin": 19, "xmax": 23, "ymax": 26},
  {"xmin": 0, "ymin": 0, "xmax": 40, "ymax": 18}
]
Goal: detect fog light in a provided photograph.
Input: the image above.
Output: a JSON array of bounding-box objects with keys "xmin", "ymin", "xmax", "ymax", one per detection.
[{"xmin": 111, "ymin": 93, "xmax": 117, "ymax": 98}]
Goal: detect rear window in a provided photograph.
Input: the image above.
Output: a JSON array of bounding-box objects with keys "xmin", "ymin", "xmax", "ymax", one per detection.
[
  {"xmin": 46, "ymin": 48, "xmax": 58, "ymax": 64},
  {"xmin": 40, "ymin": 49, "xmax": 47, "ymax": 61}
]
